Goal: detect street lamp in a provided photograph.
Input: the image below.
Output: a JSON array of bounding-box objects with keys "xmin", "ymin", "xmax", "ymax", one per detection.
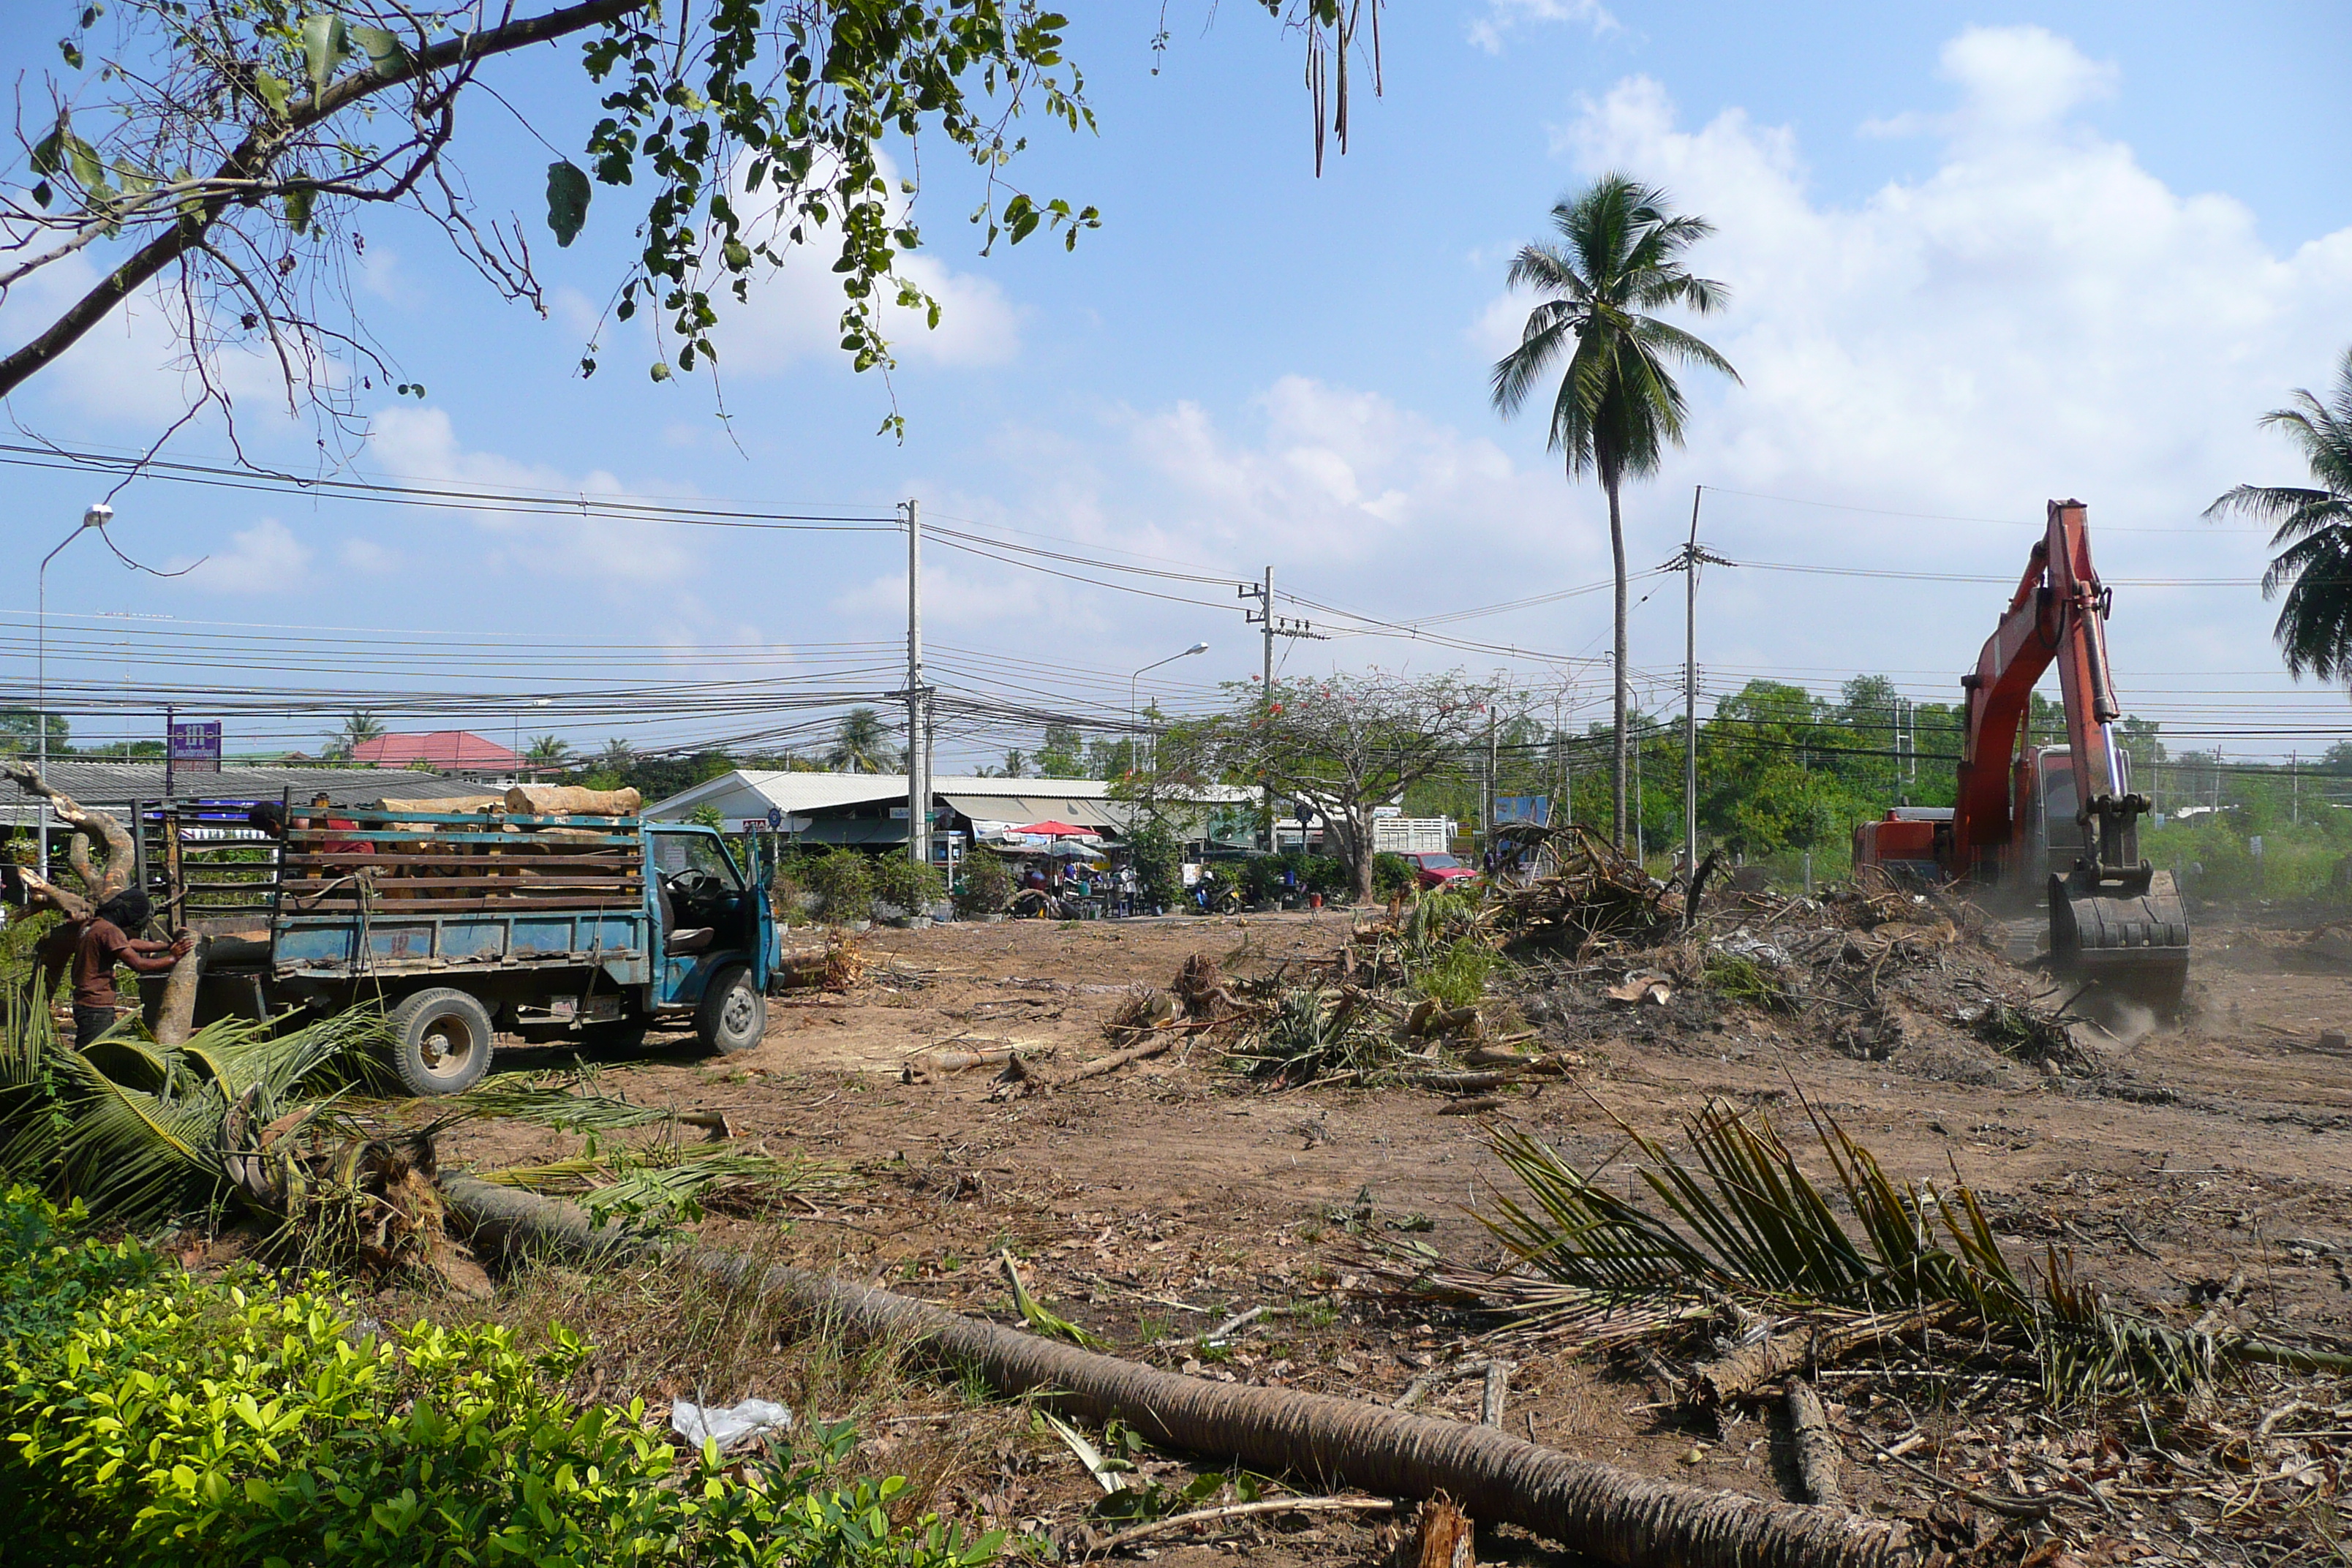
[
  {"xmin": 1129, "ymin": 642, "xmax": 1209, "ymax": 776},
  {"xmin": 35, "ymin": 504, "xmax": 112, "ymax": 872}
]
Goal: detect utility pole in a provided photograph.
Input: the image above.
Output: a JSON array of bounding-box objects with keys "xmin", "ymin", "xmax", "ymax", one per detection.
[
  {"xmin": 1485, "ymin": 707, "xmax": 1499, "ymax": 852},
  {"xmin": 904, "ymin": 499, "xmax": 930, "ymax": 872},
  {"xmin": 1240, "ymin": 570, "xmax": 1324, "ymax": 849},
  {"xmin": 1665, "ymin": 487, "xmax": 1730, "ymax": 876},
  {"xmin": 1261, "ymin": 567, "xmax": 1273, "ymax": 849},
  {"xmin": 2293, "ymin": 750, "xmax": 2301, "ymax": 826}
]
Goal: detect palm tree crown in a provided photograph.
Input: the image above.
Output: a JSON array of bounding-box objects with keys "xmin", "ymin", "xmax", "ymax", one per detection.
[
  {"xmin": 2206, "ymin": 347, "xmax": 2352, "ymax": 682},
  {"xmin": 1490, "ymin": 174, "xmax": 1738, "ymax": 488},
  {"xmin": 826, "ymin": 707, "xmax": 899, "ymax": 774}
]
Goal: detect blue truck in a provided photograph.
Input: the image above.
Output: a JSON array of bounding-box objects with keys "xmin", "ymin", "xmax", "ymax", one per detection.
[{"xmin": 151, "ymin": 800, "xmax": 774, "ymax": 1095}]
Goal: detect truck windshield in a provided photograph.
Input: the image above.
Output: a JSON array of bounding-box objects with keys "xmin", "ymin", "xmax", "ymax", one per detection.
[
  {"xmin": 655, "ymin": 832, "xmax": 744, "ymax": 889},
  {"xmin": 1417, "ymin": 853, "xmax": 1460, "ymax": 870}
]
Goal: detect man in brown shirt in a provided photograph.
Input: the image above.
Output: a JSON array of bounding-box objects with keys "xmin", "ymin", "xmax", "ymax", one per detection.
[{"xmin": 72, "ymin": 890, "xmax": 191, "ymax": 1049}]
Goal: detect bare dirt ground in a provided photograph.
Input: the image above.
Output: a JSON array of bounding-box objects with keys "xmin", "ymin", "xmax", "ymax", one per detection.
[{"xmin": 424, "ymin": 906, "xmax": 2352, "ymax": 1567}]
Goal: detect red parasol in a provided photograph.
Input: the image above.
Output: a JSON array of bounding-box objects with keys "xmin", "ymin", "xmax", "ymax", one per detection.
[{"xmin": 1013, "ymin": 820, "xmax": 1094, "ymax": 837}]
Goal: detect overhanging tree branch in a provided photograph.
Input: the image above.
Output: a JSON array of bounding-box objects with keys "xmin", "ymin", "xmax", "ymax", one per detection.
[{"xmin": 0, "ymin": 0, "xmax": 647, "ymax": 401}]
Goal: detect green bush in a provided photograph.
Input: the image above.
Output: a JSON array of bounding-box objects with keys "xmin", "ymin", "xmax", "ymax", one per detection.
[
  {"xmin": 1413, "ymin": 937, "xmax": 1496, "ymax": 1008},
  {"xmin": 1124, "ymin": 820, "xmax": 1185, "ymax": 912},
  {"xmin": 872, "ymin": 855, "xmax": 947, "ymax": 918},
  {"xmin": 1300, "ymin": 855, "xmax": 1350, "ymax": 897},
  {"xmin": 0, "ymin": 1188, "xmax": 999, "ymax": 1568},
  {"xmin": 803, "ymin": 848, "xmax": 877, "ymax": 924},
  {"xmin": 1371, "ymin": 853, "xmax": 1415, "ymax": 898},
  {"xmin": 952, "ymin": 852, "xmax": 1015, "ymax": 917}
]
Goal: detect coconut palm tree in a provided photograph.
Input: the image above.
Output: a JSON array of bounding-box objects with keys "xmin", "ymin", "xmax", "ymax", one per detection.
[
  {"xmin": 524, "ymin": 735, "xmax": 573, "ymax": 774},
  {"xmin": 2206, "ymin": 347, "xmax": 2352, "ymax": 681},
  {"xmin": 324, "ymin": 709, "xmax": 387, "ymax": 762},
  {"xmin": 826, "ymin": 707, "xmax": 899, "ymax": 774},
  {"xmin": 1491, "ymin": 175, "xmax": 1738, "ymax": 847}
]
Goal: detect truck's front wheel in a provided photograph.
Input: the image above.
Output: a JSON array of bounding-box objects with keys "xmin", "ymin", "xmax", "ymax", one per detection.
[
  {"xmin": 389, "ymin": 988, "xmax": 496, "ymax": 1096},
  {"xmin": 696, "ymin": 964, "xmax": 766, "ymax": 1056}
]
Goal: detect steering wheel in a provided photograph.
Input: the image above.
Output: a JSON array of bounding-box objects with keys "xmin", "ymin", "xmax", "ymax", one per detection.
[{"xmin": 668, "ymin": 869, "xmax": 722, "ymax": 900}]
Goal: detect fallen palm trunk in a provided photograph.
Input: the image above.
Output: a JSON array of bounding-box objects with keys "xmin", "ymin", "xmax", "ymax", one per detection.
[{"xmin": 440, "ymin": 1176, "xmax": 1915, "ymax": 1568}]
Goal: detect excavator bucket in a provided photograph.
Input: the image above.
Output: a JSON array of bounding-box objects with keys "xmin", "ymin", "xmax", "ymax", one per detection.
[{"xmin": 2048, "ymin": 869, "xmax": 2190, "ymax": 1011}]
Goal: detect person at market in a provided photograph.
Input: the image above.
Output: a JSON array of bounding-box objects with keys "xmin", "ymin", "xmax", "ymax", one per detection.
[{"xmin": 71, "ymin": 889, "xmax": 192, "ymax": 1049}]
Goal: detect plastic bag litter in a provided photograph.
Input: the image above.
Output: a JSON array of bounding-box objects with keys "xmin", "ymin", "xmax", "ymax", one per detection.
[
  {"xmin": 671, "ymin": 1396, "xmax": 794, "ymax": 1454},
  {"xmin": 1711, "ymin": 929, "xmax": 1792, "ymax": 968}
]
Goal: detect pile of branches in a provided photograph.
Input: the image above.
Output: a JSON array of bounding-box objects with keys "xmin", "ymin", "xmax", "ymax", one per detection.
[{"xmin": 1482, "ymin": 826, "xmax": 1686, "ymax": 957}]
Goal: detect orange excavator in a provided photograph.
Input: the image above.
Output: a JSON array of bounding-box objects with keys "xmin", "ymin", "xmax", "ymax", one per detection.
[{"xmin": 1854, "ymin": 500, "xmax": 2190, "ymax": 1006}]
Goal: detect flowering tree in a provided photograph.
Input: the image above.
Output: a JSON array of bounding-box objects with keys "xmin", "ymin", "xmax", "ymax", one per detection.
[{"xmin": 1159, "ymin": 671, "xmax": 1499, "ymax": 902}]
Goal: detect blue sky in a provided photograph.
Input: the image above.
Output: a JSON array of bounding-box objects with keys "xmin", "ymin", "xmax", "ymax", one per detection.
[{"xmin": 4, "ymin": 1, "xmax": 2349, "ymax": 767}]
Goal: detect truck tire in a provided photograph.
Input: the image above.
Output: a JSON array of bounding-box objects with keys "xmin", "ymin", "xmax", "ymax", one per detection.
[
  {"xmin": 389, "ymin": 987, "xmax": 496, "ymax": 1096},
  {"xmin": 695, "ymin": 964, "xmax": 766, "ymax": 1056}
]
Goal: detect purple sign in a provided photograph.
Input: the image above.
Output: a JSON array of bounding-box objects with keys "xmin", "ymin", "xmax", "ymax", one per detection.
[{"xmin": 167, "ymin": 719, "xmax": 222, "ymax": 774}]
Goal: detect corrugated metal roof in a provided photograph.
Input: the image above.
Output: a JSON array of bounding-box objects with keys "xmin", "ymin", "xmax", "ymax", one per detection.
[{"xmin": 940, "ymin": 793, "xmax": 1126, "ymax": 830}]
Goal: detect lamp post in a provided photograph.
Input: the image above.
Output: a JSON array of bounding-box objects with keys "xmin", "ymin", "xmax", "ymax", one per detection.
[
  {"xmin": 1129, "ymin": 642, "xmax": 1208, "ymax": 777},
  {"xmin": 35, "ymin": 504, "xmax": 112, "ymax": 872}
]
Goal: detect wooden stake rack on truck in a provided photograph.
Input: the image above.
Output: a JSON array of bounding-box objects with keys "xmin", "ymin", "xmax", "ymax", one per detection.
[{"xmin": 137, "ymin": 791, "xmax": 775, "ymax": 1095}]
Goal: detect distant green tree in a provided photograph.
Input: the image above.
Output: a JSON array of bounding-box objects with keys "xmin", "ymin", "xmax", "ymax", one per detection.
[
  {"xmin": 1035, "ymin": 724, "xmax": 1085, "ymax": 779},
  {"xmin": 524, "ymin": 735, "xmax": 573, "ymax": 771},
  {"xmin": 1697, "ymin": 682, "xmax": 1872, "ymax": 857},
  {"xmin": 0, "ymin": 711, "xmax": 69, "ymax": 756},
  {"xmin": 1000, "ymin": 749, "xmax": 1028, "ymax": 779},
  {"xmin": 2207, "ymin": 347, "xmax": 2352, "ymax": 682}
]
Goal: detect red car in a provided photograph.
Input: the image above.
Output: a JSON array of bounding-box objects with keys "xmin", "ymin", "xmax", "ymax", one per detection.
[{"xmin": 1400, "ymin": 851, "xmax": 1478, "ymax": 890}]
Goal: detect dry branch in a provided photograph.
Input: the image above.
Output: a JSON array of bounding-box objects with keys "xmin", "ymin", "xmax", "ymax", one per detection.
[
  {"xmin": 1093, "ymin": 1495, "xmax": 1395, "ymax": 1553},
  {"xmin": 2, "ymin": 760, "xmax": 135, "ymax": 913},
  {"xmin": 1783, "ymin": 1379, "xmax": 1844, "ymax": 1508}
]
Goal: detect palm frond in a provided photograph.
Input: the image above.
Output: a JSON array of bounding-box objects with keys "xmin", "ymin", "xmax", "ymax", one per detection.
[{"xmin": 49, "ymin": 1045, "xmax": 226, "ymax": 1226}]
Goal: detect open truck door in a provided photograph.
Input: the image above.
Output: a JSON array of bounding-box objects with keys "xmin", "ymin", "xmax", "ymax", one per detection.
[{"xmin": 645, "ymin": 823, "xmax": 771, "ymax": 1055}]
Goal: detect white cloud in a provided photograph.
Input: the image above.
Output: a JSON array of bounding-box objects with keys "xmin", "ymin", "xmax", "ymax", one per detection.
[
  {"xmin": 365, "ymin": 405, "xmax": 698, "ymax": 587},
  {"xmin": 1468, "ymin": 0, "xmax": 1616, "ymax": 55},
  {"xmin": 695, "ymin": 152, "xmax": 1019, "ymax": 376},
  {"xmin": 1515, "ymin": 27, "xmax": 2352, "ymax": 720},
  {"xmin": 184, "ymin": 518, "xmax": 312, "ymax": 594},
  {"xmin": 339, "ymin": 538, "xmax": 398, "ymax": 573}
]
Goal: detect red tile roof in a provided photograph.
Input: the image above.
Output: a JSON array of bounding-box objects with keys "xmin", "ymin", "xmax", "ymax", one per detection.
[{"xmin": 350, "ymin": 731, "xmax": 524, "ymax": 769}]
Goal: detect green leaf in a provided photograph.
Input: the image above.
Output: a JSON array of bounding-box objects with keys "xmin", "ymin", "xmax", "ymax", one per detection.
[
  {"xmin": 300, "ymin": 13, "xmax": 350, "ymax": 102},
  {"xmin": 347, "ymin": 24, "xmax": 407, "ymax": 77},
  {"xmin": 59, "ymin": 39, "xmax": 83, "ymax": 69},
  {"xmin": 253, "ymin": 72, "xmax": 290, "ymax": 117},
  {"xmin": 544, "ymin": 160, "xmax": 591, "ymax": 247},
  {"xmin": 66, "ymin": 135, "xmax": 103, "ymax": 192},
  {"xmin": 29, "ymin": 121, "xmax": 65, "ymax": 178},
  {"xmin": 282, "ymin": 184, "xmax": 313, "ymax": 231}
]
